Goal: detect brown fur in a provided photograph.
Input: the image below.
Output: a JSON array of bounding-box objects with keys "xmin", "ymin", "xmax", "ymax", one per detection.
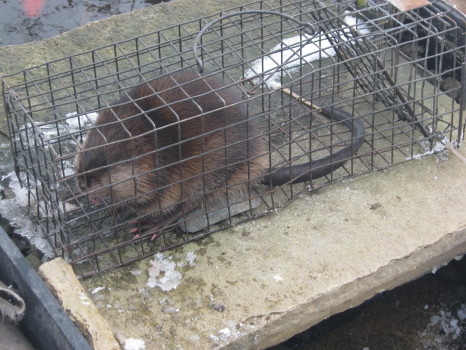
[
  {"xmin": 75, "ymin": 68, "xmax": 267, "ymax": 222},
  {"xmin": 75, "ymin": 69, "xmax": 366, "ymax": 233}
]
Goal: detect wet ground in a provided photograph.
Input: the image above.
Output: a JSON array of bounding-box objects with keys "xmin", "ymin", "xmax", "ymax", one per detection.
[
  {"xmin": 0, "ymin": 1, "xmax": 465, "ymax": 349},
  {"xmin": 0, "ymin": 0, "xmax": 171, "ymax": 46}
]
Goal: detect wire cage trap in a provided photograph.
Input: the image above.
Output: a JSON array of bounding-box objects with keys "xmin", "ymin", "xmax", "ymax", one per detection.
[{"xmin": 2, "ymin": 0, "xmax": 465, "ymax": 277}]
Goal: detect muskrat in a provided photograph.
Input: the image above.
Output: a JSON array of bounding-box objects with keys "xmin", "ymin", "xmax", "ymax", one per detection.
[{"xmin": 75, "ymin": 68, "xmax": 365, "ymax": 239}]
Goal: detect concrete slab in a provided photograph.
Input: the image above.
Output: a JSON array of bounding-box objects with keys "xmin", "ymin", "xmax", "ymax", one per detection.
[
  {"xmin": 1, "ymin": 0, "xmax": 465, "ymax": 349},
  {"xmin": 77, "ymin": 148, "xmax": 466, "ymax": 349}
]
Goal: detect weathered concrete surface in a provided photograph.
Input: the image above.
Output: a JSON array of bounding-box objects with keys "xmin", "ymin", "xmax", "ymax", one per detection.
[
  {"xmin": 78, "ymin": 149, "xmax": 466, "ymax": 349},
  {"xmin": 1, "ymin": 1, "xmax": 466, "ymax": 349}
]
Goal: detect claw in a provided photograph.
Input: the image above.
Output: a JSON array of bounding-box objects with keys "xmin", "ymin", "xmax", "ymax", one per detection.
[
  {"xmin": 129, "ymin": 218, "xmax": 163, "ymax": 241},
  {"xmin": 129, "ymin": 210, "xmax": 185, "ymax": 242},
  {"xmin": 131, "ymin": 231, "xmax": 158, "ymax": 241}
]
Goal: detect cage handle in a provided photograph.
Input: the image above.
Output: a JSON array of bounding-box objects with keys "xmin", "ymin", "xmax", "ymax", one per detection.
[{"xmin": 193, "ymin": 10, "xmax": 317, "ymax": 73}]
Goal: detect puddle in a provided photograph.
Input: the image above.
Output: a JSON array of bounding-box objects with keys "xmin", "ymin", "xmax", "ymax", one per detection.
[{"xmin": 0, "ymin": 0, "xmax": 172, "ymax": 46}]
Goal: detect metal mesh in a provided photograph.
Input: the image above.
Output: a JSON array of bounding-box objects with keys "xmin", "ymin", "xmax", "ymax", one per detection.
[{"xmin": 2, "ymin": 0, "xmax": 465, "ymax": 277}]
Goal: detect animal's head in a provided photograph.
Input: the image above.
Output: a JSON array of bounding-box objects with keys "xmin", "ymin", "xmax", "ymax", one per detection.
[{"xmin": 74, "ymin": 121, "xmax": 157, "ymax": 208}]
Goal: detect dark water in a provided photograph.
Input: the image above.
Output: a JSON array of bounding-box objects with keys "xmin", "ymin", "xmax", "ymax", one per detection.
[
  {"xmin": 272, "ymin": 256, "xmax": 466, "ymax": 349},
  {"xmin": 0, "ymin": 0, "xmax": 170, "ymax": 46}
]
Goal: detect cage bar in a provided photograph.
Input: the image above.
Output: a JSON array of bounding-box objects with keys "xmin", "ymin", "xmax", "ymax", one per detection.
[{"xmin": 2, "ymin": 0, "xmax": 464, "ymax": 277}]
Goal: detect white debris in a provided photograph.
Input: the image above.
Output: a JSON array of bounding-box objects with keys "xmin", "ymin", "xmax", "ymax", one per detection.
[
  {"xmin": 215, "ymin": 321, "xmax": 242, "ymax": 342},
  {"xmin": 420, "ymin": 308, "xmax": 465, "ymax": 348},
  {"xmin": 186, "ymin": 251, "xmax": 197, "ymax": 267},
  {"xmin": 65, "ymin": 111, "xmax": 98, "ymax": 130},
  {"xmin": 79, "ymin": 292, "xmax": 91, "ymax": 306},
  {"xmin": 245, "ymin": 33, "xmax": 335, "ymax": 89},
  {"xmin": 218, "ymin": 327, "xmax": 231, "ymax": 337},
  {"xmin": 0, "ymin": 173, "xmax": 54, "ymax": 259},
  {"xmin": 123, "ymin": 338, "xmax": 145, "ymax": 350},
  {"xmin": 245, "ymin": 15, "xmax": 369, "ymax": 89},
  {"xmin": 17, "ymin": 111, "xmax": 97, "ymax": 145},
  {"xmin": 273, "ymin": 274, "xmax": 284, "ymax": 282},
  {"xmin": 209, "ymin": 334, "xmax": 220, "ymax": 342},
  {"xmin": 408, "ymin": 137, "xmax": 449, "ymax": 162},
  {"xmin": 457, "ymin": 304, "xmax": 466, "ymax": 321},
  {"xmin": 0, "ymin": 110, "xmax": 100, "ymax": 258},
  {"xmin": 431, "ymin": 261, "xmax": 449, "ymax": 274},
  {"xmin": 146, "ymin": 253, "xmax": 182, "ymax": 291},
  {"xmin": 91, "ymin": 286, "xmax": 106, "ymax": 294}
]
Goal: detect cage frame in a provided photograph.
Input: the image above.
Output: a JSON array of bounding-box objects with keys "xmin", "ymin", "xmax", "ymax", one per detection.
[{"xmin": 2, "ymin": 0, "xmax": 465, "ymax": 277}]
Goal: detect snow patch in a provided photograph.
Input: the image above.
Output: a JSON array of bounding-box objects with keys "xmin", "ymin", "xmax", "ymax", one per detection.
[
  {"xmin": 186, "ymin": 251, "xmax": 197, "ymax": 266},
  {"xmin": 91, "ymin": 286, "xmax": 105, "ymax": 294},
  {"xmin": 0, "ymin": 172, "xmax": 54, "ymax": 258},
  {"xmin": 212, "ymin": 321, "xmax": 242, "ymax": 342},
  {"xmin": 420, "ymin": 307, "xmax": 465, "ymax": 349},
  {"xmin": 146, "ymin": 253, "xmax": 182, "ymax": 291},
  {"xmin": 0, "ymin": 111, "xmax": 100, "ymax": 259},
  {"xmin": 457, "ymin": 304, "xmax": 466, "ymax": 321},
  {"xmin": 65, "ymin": 111, "xmax": 98, "ymax": 130},
  {"xmin": 123, "ymin": 338, "xmax": 145, "ymax": 350},
  {"xmin": 219, "ymin": 327, "xmax": 231, "ymax": 337},
  {"xmin": 245, "ymin": 15, "xmax": 369, "ymax": 89}
]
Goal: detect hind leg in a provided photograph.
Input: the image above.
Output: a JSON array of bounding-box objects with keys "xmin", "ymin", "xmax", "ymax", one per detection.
[{"xmin": 130, "ymin": 208, "xmax": 193, "ymax": 241}]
